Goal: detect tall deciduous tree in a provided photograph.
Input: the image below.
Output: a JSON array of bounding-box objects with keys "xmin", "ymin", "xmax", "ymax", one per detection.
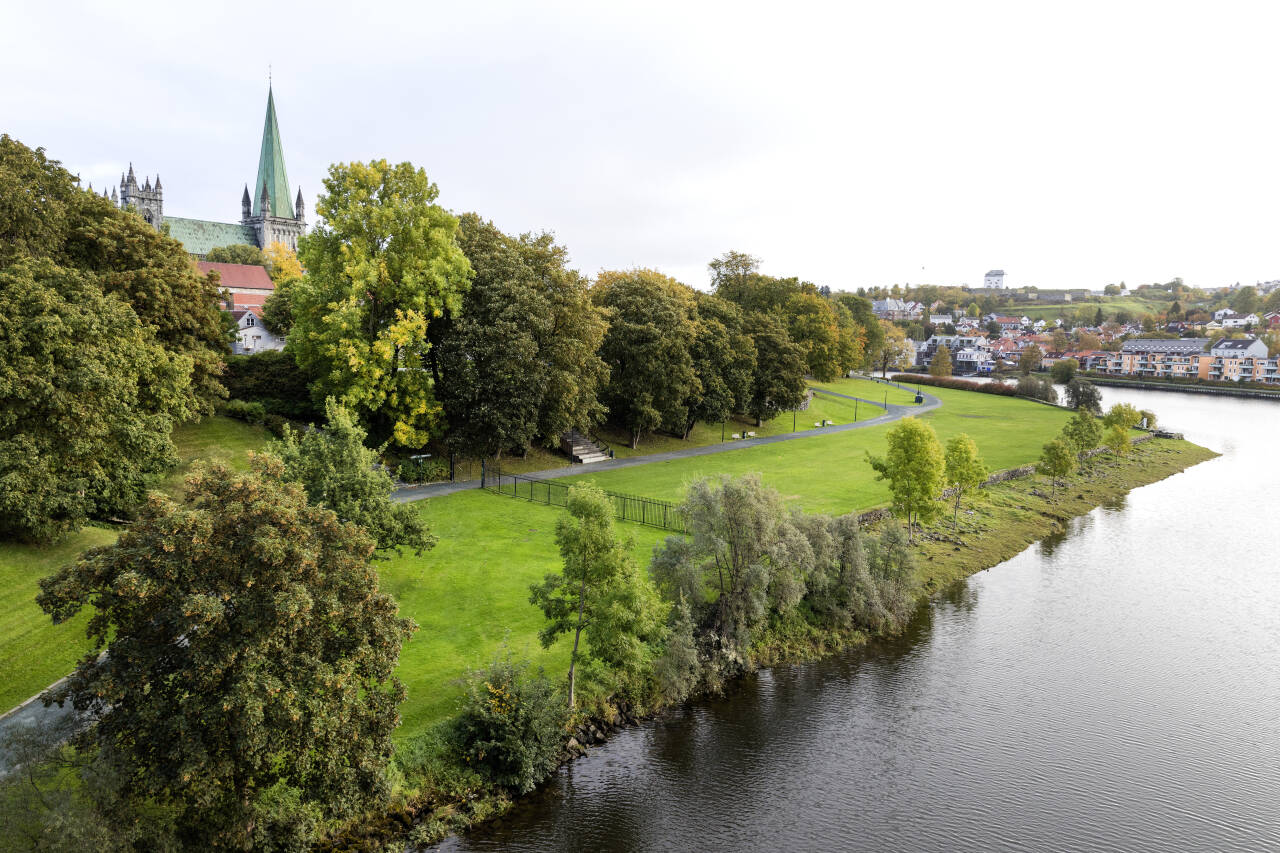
[
  {"xmin": 1019, "ymin": 344, "xmax": 1044, "ymax": 375},
  {"xmin": 1103, "ymin": 424, "xmax": 1132, "ymax": 456},
  {"xmin": 529, "ymin": 484, "xmax": 663, "ymax": 708},
  {"xmin": 944, "ymin": 434, "xmax": 987, "ymax": 530},
  {"xmin": 432, "ymin": 214, "xmax": 607, "ymax": 459},
  {"xmin": 683, "ymin": 293, "xmax": 756, "ymax": 438},
  {"xmin": 274, "ymin": 397, "xmax": 434, "ymax": 554},
  {"xmin": 291, "ymin": 160, "xmax": 472, "ymax": 448},
  {"xmin": 876, "ymin": 321, "xmax": 915, "ymax": 377},
  {"xmin": 0, "ymin": 261, "xmax": 189, "ymax": 542},
  {"xmin": 594, "ymin": 269, "xmax": 700, "ymax": 447},
  {"xmin": 743, "ymin": 313, "xmax": 807, "ymax": 426},
  {"xmin": 205, "ymin": 243, "xmax": 266, "ymax": 265},
  {"xmin": 36, "ymin": 458, "xmax": 415, "ymax": 846},
  {"xmin": 930, "ymin": 344, "xmax": 954, "ymax": 377},
  {"xmin": 867, "ymin": 417, "xmax": 945, "ymax": 540},
  {"xmin": 1037, "ymin": 438, "xmax": 1076, "ymax": 501},
  {"xmin": 1065, "ymin": 377, "xmax": 1103, "ymax": 413},
  {"xmin": 260, "ymin": 241, "xmax": 304, "ymax": 336},
  {"xmin": 1060, "ymin": 408, "xmax": 1102, "ymax": 459},
  {"xmin": 2, "ymin": 135, "xmax": 228, "ymax": 414}
]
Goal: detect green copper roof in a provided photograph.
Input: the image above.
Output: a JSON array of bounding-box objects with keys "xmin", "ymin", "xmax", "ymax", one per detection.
[
  {"xmin": 165, "ymin": 217, "xmax": 258, "ymax": 256},
  {"xmin": 252, "ymin": 87, "xmax": 294, "ymax": 218}
]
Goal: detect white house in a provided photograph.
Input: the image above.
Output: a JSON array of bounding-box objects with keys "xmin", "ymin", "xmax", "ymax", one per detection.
[
  {"xmin": 984, "ymin": 269, "xmax": 1006, "ymax": 289},
  {"xmin": 1221, "ymin": 313, "xmax": 1261, "ymax": 329},
  {"xmin": 230, "ymin": 307, "xmax": 284, "ymax": 354}
]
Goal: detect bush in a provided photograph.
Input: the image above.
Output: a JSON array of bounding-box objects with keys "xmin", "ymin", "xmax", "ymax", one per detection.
[
  {"xmin": 223, "ymin": 398, "xmax": 267, "ymax": 424},
  {"xmin": 396, "ymin": 457, "xmax": 449, "ymax": 483},
  {"xmin": 262, "ymin": 413, "xmax": 290, "ymax": 438},
  {"xmin": 1016, "ymin": 375, "xmax": 1058, "ymax": 404},
  {"xmin": 223, "ymin": 350, "xmax": 320, "ymax": 421},
  {"xmin": 450, "ymin": 657, "xmax": 567, "ymax": 794},
  {"xmin": 891, "ymin": 374, "xmax": 1019, "ymax": 397},
  {"xmin": 1050, "ymin": 358, "xmax": 1079, "ymax": 383},
  {"xmin": 1139, "ymin": 409, "xmax": 1158, "ymax": 429}
]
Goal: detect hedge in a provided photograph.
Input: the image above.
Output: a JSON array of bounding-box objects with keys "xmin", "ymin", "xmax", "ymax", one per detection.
[
  {"xmin": 223, "ymin": 350, "xmax": 322, "ymax": 421},
  {"xmin": 890, "ymin": 373, "xmax": 1019, "ymax": 397}
]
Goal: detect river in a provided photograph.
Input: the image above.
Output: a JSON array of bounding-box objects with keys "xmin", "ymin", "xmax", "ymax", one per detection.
[{"xmin": 436, "ymin": 387, "xmax": 1280, "ymax": 852}]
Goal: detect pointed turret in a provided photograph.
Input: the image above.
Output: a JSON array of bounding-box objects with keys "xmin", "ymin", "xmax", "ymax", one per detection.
[
  {"xmin": 252, "ymin": 85, "xmax": 293, "ymax": 218},
  {"xmin": 242, "ymin": 184, "xmax": 252, "ymax": 219},
  {"xmin": 294, "ymin": 187, "xmax": 305, "ymax": 221},
  {"xmin": 111, "ymin": 187, "xmax": 118, "ymax": 204},
  {"xmin": 126, "ymin": 163, "xmax": 137, "ymax": 188},
  {"xmin": 154, "ymin": 174, "xmax": 162, "ymax": 192},
  {"xmin": 143, "ymin": 176, "xmax": 152, "ymax": 192}
]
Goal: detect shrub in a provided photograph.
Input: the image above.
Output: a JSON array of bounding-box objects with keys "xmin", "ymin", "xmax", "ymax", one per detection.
[
  {"xmin": 891, "ymin": 374, "xmax": 1019, "ymax": 397},
  {"xmin": 1016, "ymin": 374, "xmax": 1058, "ymax": 404},
  {"xmin": 223, "ymin": 350, "xmax": 320, "ymax": 421},
  {"xmin": 1139, "ymin": 409, "xmax": 1158, "ymax": 429},
  {"xmin": 396, "ymin": 457, "xmax": 449, "ymax": 483},
  {"xmin": 262, "ymin": 413, "xmax": 290, "ymax": 438},
  {"xmin": 1050, "ymin": 358, "xmax": 1079, "ymax": 383},
  {"xmin": 450, "ymin": 657, "xmax": 567, "ymax": 794},
  {"xmin": 223, "ymin": 398, "xmax": 267, "ymax": 424}
]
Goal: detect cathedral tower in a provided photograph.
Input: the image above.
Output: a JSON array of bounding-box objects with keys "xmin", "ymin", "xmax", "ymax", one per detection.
[{"xmin": 242, "ymin": 85, "xmax": 305, "ymax": 251}]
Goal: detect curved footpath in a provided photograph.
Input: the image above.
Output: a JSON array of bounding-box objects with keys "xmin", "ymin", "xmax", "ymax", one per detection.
[
  {"xmin": 0, "ymin": 380, "xmax": 937, "ymax": 748},
  {"xmin": 393, "ymin": 382, "xmax": 940, "ymax": 503}
]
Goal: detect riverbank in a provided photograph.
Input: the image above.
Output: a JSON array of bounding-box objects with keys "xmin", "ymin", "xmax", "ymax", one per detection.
[
  {"xmin": 1084, "ymin": 373, "xmax": 1280, "ymax": 400},
  {"xmin": 320, "ymin": 435, "xmax": 1218, "ymax": 851}
]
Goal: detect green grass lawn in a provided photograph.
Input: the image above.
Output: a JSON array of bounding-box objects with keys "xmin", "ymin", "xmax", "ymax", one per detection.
[
  {"xmin": 0, "ymin": 416, "xmax": 271, "ymax": 714},
  {"xmin": 0, "ymin": 526, "xmax": 117, "ymax": 711},
  {"xmin": 811, "ymin": 376, "xmax": 922, "ymax": 406},
  {"xmin": 1010, "ymin": 297, "xmax": 1167, "ymax": 321},
  {"xmin": 596, "ymin": 393, "xmax": 885, "ymax": 459},
  {"xmin": 380, "ymin": 492, "xmax": 668, "ymax": 738},
  {"xmin": 558, "ymin": 386, "xmax": 1070, "ymax": 514}
]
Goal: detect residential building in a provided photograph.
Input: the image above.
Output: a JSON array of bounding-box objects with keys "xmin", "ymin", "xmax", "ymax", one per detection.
[
  {"xmin": 198, "ymin": 261, "xmax": 275, "ymax": 310},
  {"xmin": 229, "ymin": 307, "xmax": 283, "ymax": 354},
  {"xmin": 984, "ymin": 270, "xmax": 1006, "ymax": 289}
]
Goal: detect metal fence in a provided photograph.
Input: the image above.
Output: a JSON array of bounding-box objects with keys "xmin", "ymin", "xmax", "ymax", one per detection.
[{"xmin": 484, "ymin": 465, "xmax": 687, "ymax": 534}]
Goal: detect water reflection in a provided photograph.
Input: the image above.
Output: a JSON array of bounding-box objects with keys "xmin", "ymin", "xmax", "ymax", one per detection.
[{"xmin": 438, "ymin": 387, "xmax": 1280, "ymax": 853}]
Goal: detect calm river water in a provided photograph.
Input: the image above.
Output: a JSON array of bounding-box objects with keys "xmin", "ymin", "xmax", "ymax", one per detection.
[{"xmin": 437, "ymin": 387, "xmax": 1280, "ymax": 852}]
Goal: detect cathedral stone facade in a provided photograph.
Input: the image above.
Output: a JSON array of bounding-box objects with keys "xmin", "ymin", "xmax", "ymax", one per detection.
[{"xmin": 112, "ymin": 86, "xmax": 305, "ymax": 258}]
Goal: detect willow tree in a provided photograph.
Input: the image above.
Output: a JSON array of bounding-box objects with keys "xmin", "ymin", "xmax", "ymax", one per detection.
[{"xmin": 290, "ymin": 160, "xmax": 471, "ymax": 448}]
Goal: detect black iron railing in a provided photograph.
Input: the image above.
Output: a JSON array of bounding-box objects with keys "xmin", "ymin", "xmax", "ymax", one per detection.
[{"xmin": 483, "ymin": 464, "xmax": 686, "ymax": 534}]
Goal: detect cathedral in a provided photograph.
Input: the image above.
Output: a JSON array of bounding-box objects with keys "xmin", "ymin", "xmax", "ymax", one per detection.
[{"xmin": 108, "ymin": 86, "xmax": 306, "ymax": 257}]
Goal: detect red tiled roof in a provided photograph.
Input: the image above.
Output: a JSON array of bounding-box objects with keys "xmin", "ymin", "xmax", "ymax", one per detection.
[{"xmin": 196, "ymin": 261, "xmax": 275, "ymax": 291}]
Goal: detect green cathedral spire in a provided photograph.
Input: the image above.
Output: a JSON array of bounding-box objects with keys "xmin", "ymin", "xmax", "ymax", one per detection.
[{"xmin": 252, "ymin": 86, "xmax": 293, "ymax": 218}]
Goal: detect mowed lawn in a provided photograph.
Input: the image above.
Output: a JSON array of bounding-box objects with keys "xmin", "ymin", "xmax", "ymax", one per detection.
[
  {"xmin": 811, "ymin": 376, "xmax": 920, "ymax": 406},
  {"xmin": 600, "ymin": 392, "xmax": 884, "ymax": 459},
  {"xmin": 0, "ymin": 416, "xmax": 270, "ymax": 714},
  {"xmin": 380, "ymin": 491, "xmax": 669, "ymax": 738},
  {"xmin": 558, "ymin": 385, "xmax": 1071, "ymax": 514}
]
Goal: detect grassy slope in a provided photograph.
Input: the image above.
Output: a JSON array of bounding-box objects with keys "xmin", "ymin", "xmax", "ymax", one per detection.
[
  {"xmin": 0, "ymin": 416, "xmax": 270, "ymax": 713},
  {"xmin": 381, "ymin": 492, "xmax": 668, "ymax": 738},
  {"xmin": 0, "ymin": 526, "xmax": 117, "ymax": 711},
  {"xmin": 1010, "ymin": 297, "xmax": 1167, "ymax": 321},
  {"xmin": 557, "ymin": 385, "xmax": 1071, "ymax": 513}
]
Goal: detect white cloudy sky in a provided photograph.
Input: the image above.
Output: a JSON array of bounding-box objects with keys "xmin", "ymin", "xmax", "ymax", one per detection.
[{"xmin": 5, "ymin": 0, "xmax": 1278, "ymax": 291}]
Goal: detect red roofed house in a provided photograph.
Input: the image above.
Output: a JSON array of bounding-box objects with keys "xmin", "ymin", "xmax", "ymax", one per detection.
[{"xmin": 198, "ymin": 261, "xmax": 276, "ymax": 310}]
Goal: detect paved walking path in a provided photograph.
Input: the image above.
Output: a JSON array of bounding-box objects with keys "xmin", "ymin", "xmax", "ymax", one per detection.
[
  {"xmin": 1, "ymin": 379, "xmax": 939, "ymax": 746},
  {"xmin": 393, "ymin": 380, "xmax": 940, "ymax": 503}
]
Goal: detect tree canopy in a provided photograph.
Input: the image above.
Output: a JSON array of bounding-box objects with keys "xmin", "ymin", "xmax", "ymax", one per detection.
[
  {"xmin": 867, "ymin": 417, "xmax": 945, "ymax": 539},
  {"xmin": 0, "ymin": 261, "xmax": 189, "ymax": 541},
  {"xmin": 205, "ymin": 243, "xmax": 266, "ymax": 266},
  {"xmin": 593, "ymin": 269, "xmax": 699, "ymax": 447},
  {"xmin": 37, "ymin": 458, "xmax": 415, "ymax": 846},
  {"xmin": 929, "ymin": 344, "xmax": 953, "ymax": 377},
  {"xmin": 291, "ymin": 159, "xmax": 472, "ymax": 448},
  {"xmin": 432, "ymin": 214, "xmax": 608, "ymax": 458},
  {"xmin": 274, "ymin": 397, "xmax": 434, "ymax": 555}
]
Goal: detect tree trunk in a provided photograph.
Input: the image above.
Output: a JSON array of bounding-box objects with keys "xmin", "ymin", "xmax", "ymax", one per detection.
[
  {"xmin": 568, "ymin": 580, "xmax": 587, "ymax": 709},
  {"xmin": 953, "ymin": 492, "xmax": 961, "ymax": 530},
  {"xmin": 631, "ymin": 427, "xmax": 640, "ymax": 450}
]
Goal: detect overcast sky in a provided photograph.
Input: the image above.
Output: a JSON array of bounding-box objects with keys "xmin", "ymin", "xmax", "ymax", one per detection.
[{"xmin": 5, "ymin": 0, "xmax": 1278, "ymax": 291}]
